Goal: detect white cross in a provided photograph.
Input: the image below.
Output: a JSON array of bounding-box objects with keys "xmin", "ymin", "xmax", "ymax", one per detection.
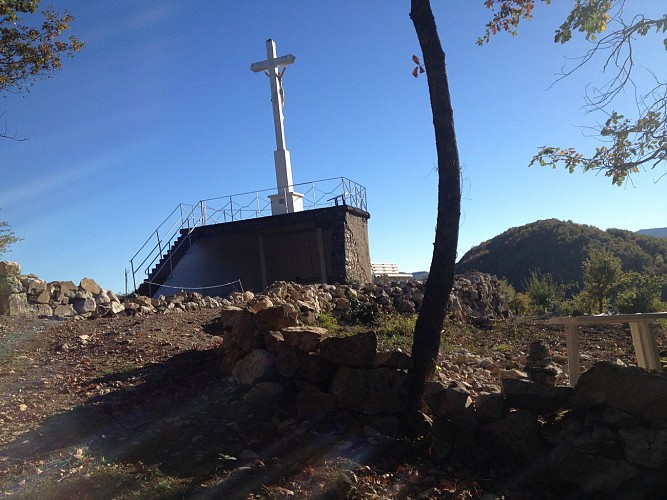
[{"xmin": 251, "ymin": 39, "xmax": 302, "ymax": 214}]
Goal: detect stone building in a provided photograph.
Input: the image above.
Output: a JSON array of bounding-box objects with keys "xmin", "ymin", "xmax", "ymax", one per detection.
[{"xmin": 130, "ymin": 179, "xmax": 371, "ymax": 298}]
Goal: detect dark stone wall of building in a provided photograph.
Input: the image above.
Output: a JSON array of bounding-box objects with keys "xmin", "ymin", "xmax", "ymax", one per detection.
[
  {"xmin": 344, "ymin": 209, "xmax": 371, "ymax": 283},
  {"xmin": 330, "ymin": 207, "xmax": 371, "ymax": 284},
  {"xmin": 149, "ymin": 205, "xmax": 371, "ymax": 296}
]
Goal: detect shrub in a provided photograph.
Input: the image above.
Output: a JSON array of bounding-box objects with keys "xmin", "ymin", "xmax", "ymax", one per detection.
[
  {"xmin": 523, "ymin": 269, "xmax": 568, "ymax": 315},
  {"xmin": 340, "ymin": 292, "xmax": 379, "ymax": 325},
  {"xmin": 559, "ymin": 290, "xmax": 596, "ymax": 316},
  {"xmin": 499, "ymin": 279, "xmax": 530, "ymax": 316},
  {"xmin": 616, "ymin": 272, "xmax": 665, "ymax": 313}
]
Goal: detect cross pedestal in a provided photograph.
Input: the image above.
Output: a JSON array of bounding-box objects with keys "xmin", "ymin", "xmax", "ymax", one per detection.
[{"xmin": 251, "ymin": 39, "xmax": 303, "ymax": 215}]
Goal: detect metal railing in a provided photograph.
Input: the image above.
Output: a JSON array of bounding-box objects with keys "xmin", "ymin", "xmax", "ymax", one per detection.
[{"xmin": 129, "ymin": 177, "xmax": 367, "ymax": 292}]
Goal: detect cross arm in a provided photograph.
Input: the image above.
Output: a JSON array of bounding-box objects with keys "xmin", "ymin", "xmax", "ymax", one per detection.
[{"xmin": 250, "ymin": 54, "xmax": 296, "ymax": 73}]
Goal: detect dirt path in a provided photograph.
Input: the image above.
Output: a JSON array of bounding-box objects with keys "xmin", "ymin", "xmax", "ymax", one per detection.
[
  {"xmin": 0, "ymin": 310, "xmax": 652, "ymax": 499},
  {"xmin": 1, "ymin": 311, "xmax": 418, "ymax": 498}
]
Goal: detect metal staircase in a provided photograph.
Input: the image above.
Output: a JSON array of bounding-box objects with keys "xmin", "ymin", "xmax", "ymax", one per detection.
[{"xmin": 130, "ymin": 203, "xmax": 204, "ymax": 297}]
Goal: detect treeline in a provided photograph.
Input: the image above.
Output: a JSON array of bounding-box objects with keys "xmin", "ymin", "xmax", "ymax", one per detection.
[
  {"xmin": 501, "ymin": 248, "xmax": 665, "ymax": 316},
  {"xmin": 456, "ymin": 219, "xmax": 667, "ymax": 292}
]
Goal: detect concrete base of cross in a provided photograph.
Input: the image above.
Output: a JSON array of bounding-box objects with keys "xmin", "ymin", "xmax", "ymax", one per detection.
[{"xmin": 269, "ymin": 191, "xmax": 304, "ymax": 215}]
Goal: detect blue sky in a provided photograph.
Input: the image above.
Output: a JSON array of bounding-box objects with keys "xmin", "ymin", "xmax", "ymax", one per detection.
[{"xmin": 1, "ymin": 0, "xmax": 665, "ymax": 294}]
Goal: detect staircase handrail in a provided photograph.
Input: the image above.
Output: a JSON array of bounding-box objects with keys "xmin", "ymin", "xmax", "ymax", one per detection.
[
  {"xmin": 143, "ymin": 208, "xmax": 207, "ymax": 288},
  {"xmin": 129, "ymin": 202, "xmax": 201, "ymax": 291}
]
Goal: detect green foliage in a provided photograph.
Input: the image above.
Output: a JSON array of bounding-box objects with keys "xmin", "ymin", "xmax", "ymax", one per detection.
[
  {"xmin": 375, "ymin": 312, "xmax": 417, "ymax": 339},
  {"xmin": 478, "ymin": 0, "xmax": 552, "ymax": 45},
  {"xmin": 339, "ymin": 292, "xmax": 379, "ymax": 326},
  {"xmin": 523, "ymin": 269, "xmax": 568, "ymax": 315},
  {"xmin": 582, "ymin": 248, "xmax": 622, "ymax": 313},
  {"xmin": 499, "ymin": 278, "xmax": 530, "ymax": 315},
  {"xmin": 481, "ymin": 1, "xmax": 666, "ymax": 185},
  {"xmin": 616, "ymin": 271, "xmax": 665, "ymax": 313},
  {"xmin": 492, "ymin": 343, "xmax": 514, "ymax": 353},
  {"xmin": 1, "ymin": 0, "xmax": 83, "ymax": 96},
  {"xmin": 456, "ymin": 219, "xmax": 667, "ymax": 292},
  {"xmin": 0, "ymin": 213, "xmax": 20, "ymax": 256},
  {"xmin": 531, "ymin": 108, "xmax": 667, "ymax": 186},
  {"xmin": 559, "ymin": 289, "xmax": 597, "ymax": 316},
  {"xmin": 478, "ymin": 0, "xmax": 614, "ymax": 46},
  {"xmin": 316, "ymin": 313, "xmax": 338, "ymax": 330},
  {"xmin": 553, "ymin": 0, "xmax": 613, "ymax": 43}
]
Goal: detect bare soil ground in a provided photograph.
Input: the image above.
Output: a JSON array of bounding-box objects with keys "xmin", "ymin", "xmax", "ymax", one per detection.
[{"xmin": 0, "ymin": 310, "xmax": 659, "ymax": 499}]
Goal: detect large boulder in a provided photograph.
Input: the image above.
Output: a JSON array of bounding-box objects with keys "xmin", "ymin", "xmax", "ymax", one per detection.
[
  {"xmin": 53, "ymin": 304, "xmax": 76, "ymax": 318},
  {"xmin": 475, "ymin": 392, "xmax": 505, "ymax": 423},
  {"xmin": 219, "ymin": 305, "xmax": 256, "ymax": 352},
  {"xmin": 423, "ymin": 381, "xmax": 476, "ymax": 431},
  {"xmin": 320, "ymin": 330, "xmax": 377, "ymax": 367},
  {"xmin": 23, "ymin": 277, "xmax": 47, "ymax": 296},
  {"xmin": 79, "ymin": 278, "xmax": 102, "ymax": 295},
  {"xmin": 483, "ymin": 410, "xmax": 543, "ymax": 464},
  {"xmin": 374, "ymin": 349, "xmax": 414, "ymax": 370},
  {"xmin": 71, "ymin": 297, "xmax": 97, "ymax": 315},
  {"xmin": 546, "ymin": 447, "xmax": 638, "ymax": 494},
  {"xmin": 30, "ymin": 303, "xmax": 52, "ymax": 317},
  {"xmin": 618, "ymin": 428, "xmax": 667, "ymax": 469},
  {"xmin": 281, "ymin": 326, "xmax": 325, "ymax": 352},
  {"xmin": 296, "ymin": 352, "xmax": 336, "ymax": 385},
  {"xmin": 0, "ymin": 261, "xmax": 20, "ymax": 277},
  {"xmin": 274, "ymin": 342, "xmax": 300, "ymax": 377},
  {"xmin": 0, "ymin": 293, "xmax": 30, "ymax": 316},
  {"xmin": 296, "ymin": 385, "xmax": 336, "ymax": 420},
  {"xmin": 0, "ymin": 276, "xmax": 23, "ymax": 295},
  {"xmin": 232, "ymin": 350, "xmax": 277, "ymax": 385},
  {"xmin": 571, "ymin": 362, "xmax": 667, "ymax": 420},
  {"xmin": 254, "ymin": 305, "xmax": 299, "ymax": 331},
  {"xmin": 330, "ymin": 366, "xmax": 409, "ymax": 414},
  {"xmin": 502, "ymin": 377, "xmax": 573, "ymax": 415}
]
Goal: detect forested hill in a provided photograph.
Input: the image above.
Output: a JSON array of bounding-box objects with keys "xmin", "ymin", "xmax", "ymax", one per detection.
[
  {"xmin": 455, "ymin": 219, "xmax": 667, "ymax": 291},
  {"xmin": 638, "ymin": 227, "xmax": 667, "ymax": 238}
]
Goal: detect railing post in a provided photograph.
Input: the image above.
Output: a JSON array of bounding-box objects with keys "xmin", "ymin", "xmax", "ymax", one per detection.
[
  {"xmin": 200, "ymin": 200, "xmax": 207, "ymax": 226},
  {"xmin": 156, "ymin": 229, "xmax": 162, "ymax": 256}
]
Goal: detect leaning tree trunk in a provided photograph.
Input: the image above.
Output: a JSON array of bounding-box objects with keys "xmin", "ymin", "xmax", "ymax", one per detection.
[{"xmin": 408, "ymin": 0, "xmax": 462, "ymax": 410}]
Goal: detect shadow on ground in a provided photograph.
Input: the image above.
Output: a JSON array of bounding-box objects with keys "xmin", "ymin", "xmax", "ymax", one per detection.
[{"xmin": 0, "ymin": 347, "xmax": 395, "ymax": 498}]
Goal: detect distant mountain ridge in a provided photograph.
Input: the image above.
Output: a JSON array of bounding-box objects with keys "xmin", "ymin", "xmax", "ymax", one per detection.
[
  {"xmin": 455, "ymin": 219, "xmax": 667, "ymax": 291},
  {"xmin": 637, "ymin": 227, "xmax": 667, "ymax": 238}
]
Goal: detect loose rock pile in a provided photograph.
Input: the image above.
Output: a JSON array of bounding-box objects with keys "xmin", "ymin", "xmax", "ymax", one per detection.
[
  {"xmin": 0, "ymin": 261, "xmax": 124, "ymax": 319},
  {"xmin": 218, "ymin": 272, "xmax": 510, "ymax": 325},
  {"xmin": 426, "ymin": 362, "xmax": 667, "ymax": 496},
  {"xmin": 0, "ymin": 261, "xmax": 510, "ymax": 325},
  {"xmin": 0, "ymin": 261, "xmax": 228, "ymax": 319}
]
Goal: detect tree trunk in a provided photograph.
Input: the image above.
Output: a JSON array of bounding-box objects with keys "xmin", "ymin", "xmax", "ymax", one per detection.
[{"xmin": 408, "ymin": 0, "xmax": 462, "ymax": 410}]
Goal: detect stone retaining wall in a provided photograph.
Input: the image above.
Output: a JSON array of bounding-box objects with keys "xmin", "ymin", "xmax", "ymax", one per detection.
[
  {"xmin": 217, "ymin": 299, "xmax": 667, "ymax": 497},
  {"xmin": 0, "ymin": 261, "xmax": 124, "ymax": 318},
  {"xmin": 0, "ymin": 260, "xmax": 510, "ymax": 324}
]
